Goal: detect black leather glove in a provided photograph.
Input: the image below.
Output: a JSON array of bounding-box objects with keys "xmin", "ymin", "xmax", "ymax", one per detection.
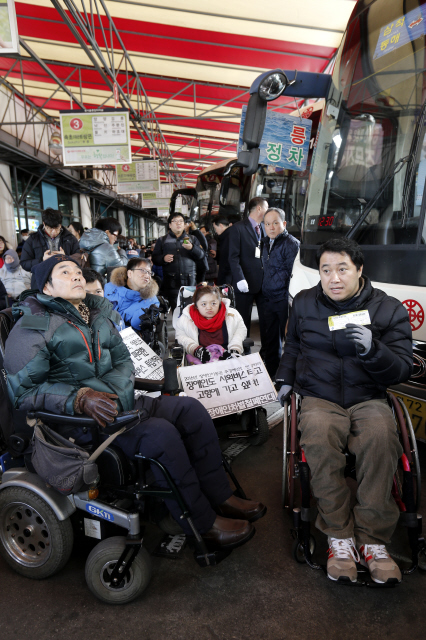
[
  {"xmin": 139, "ymin": 313, "xmax": 152, "ymax": 332},
  {"xmin": 76, "ymin": 389, "xmax": 118, "ymax": 428},
  {"xmin": 218, "ymin": 349, "xmax": 239, "ymax": 360},
  {"xmin": 193, "ymin": 346, "xmax": 211, "ymax": 363}
]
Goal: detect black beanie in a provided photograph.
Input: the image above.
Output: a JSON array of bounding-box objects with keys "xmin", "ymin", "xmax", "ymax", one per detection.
[{"xmin": 32, "ymin": 255, "xmax": 81, "ymax": 292}]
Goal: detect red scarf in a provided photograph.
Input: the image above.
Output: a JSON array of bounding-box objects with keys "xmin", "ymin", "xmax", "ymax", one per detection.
[{"xmin": 189, "ymin": 301, "xmax": 226, "ymax": 332}]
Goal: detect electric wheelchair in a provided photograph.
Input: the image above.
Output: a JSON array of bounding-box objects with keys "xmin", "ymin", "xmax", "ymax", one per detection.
[
  {"xmin": 0, "ymin": 309, "xmax": 246, "ymax": 604},
  {"xmin": 281, "ymin": 392, "xmax": 426, "ymax": 583},
  {"xmin": 171, "ymin": 284, "xmax": 270, "ymax": 446}
]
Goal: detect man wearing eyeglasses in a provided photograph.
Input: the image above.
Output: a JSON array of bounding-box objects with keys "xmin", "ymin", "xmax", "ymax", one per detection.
[
  {"xmin": 104, "ymin": 258, "xmax": 160, "ymax": 333},
  {"xmin": 80, "ymin": 217, "xmax": 128, "ymax": 278}
]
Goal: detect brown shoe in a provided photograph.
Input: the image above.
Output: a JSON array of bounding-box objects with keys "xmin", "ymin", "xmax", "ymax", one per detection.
[
  {"xmin": 202, "ymin": 515, "xmax": 255, "ymax": 550},
  {"xmin": 216, "ymin": 495, "xmax": 267, "ymax": 523}
]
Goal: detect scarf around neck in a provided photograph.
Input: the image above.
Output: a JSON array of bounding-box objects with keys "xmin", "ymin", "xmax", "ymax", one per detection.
[{"xmin": 189, "ymin": 301, "xmax": 226, "ymax": 331}]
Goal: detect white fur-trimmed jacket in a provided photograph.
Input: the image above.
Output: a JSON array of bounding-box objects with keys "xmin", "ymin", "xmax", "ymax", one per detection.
[{"xmin": 174, "ymin": 298, "xmax": 247, "ymax": 355}]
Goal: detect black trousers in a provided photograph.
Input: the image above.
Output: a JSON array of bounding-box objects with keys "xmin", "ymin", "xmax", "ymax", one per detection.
[
  {"xmin": 261, "ymin": 297, "xmax": 289, "ymax": 378},
  {"xmin": 114, "ymin": 395, "xmax": 232, "ymax": 535},
  {"xmin": 234, "ymin": 289, "xmax": 267, "ymax": 340}
]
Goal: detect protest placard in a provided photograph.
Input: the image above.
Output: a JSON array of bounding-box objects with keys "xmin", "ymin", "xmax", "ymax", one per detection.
[
  {"xmin": 178, "ymin": 353, "xmax": 277, "ymax": 418},
  {"xmin": 120, "ymin": 327, "xmax": 163, "ymax": 380}
]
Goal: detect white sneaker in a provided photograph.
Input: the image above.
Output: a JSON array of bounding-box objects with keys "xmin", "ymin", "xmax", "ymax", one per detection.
[
  {"xmin": 359, "ymin": 544, "xmax": 401, "ymax": 584},
  {"xmin": 327, "ymin": 537, "xmax": 360, "ymax": 583}
]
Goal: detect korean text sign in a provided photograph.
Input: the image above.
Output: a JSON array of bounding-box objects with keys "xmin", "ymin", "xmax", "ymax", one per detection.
[
  {"xmin": 178, "ymin": 353, "xmax": 277, "ymax": 418},
  {"xmin": 116, "ymin": 160, "xmax": 159, "ymax": 194},
  {"xmin": 60, "ymin": 108, "xmax": 131, "ymax": 166},
  {"xmin": 238, "ymin": 106, "xmax": 312, "ymax": 171},
  {"xmin": 120, "ymin": 327, "xmax": 164, "ymax": 380},
  {"xmin": 373, "ymin": 7, "xmax": 426, "ymax": 60}
]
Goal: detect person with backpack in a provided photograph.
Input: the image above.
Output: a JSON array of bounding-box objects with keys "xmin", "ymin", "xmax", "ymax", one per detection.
[
  {"xmin": 80, "ymin": 217, "xmax": 128, "ymax": 279},
  {"xmin": 152, "ymin": 212, "xmax": 205, "ymax": 310}
]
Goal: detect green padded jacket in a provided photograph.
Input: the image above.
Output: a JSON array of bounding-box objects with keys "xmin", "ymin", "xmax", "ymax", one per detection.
[{"xmin": 4, "ymin": 291, "xmax": 135, "ymax": 415}]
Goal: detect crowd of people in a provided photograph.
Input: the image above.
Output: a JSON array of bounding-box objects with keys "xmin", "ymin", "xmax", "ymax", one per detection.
[{"xmin": 0, "ymin": 202, "xmax": 415, "ymax": 584}]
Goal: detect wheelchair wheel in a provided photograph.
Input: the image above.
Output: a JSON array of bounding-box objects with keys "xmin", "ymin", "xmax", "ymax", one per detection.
[
  {"xmin": 282, "ymin": 394, "xmax": 298, "ymax": 510},
  {"xmin": 394, "ymin": 396, "xmax": 422, "ymax": 511},
  {"xmin": 249, "ymin": 408, "xmax": 269, "ymax": 446},
  {"xmin": 85, "ymin": 536, "xmax": 152, "ymax": 604},
  {"xmin": 0, "ymin": 487, "xmax": 73, "ymax": 579},
  {"xmin": 292, "ymin": 535, "xmax": 316, "ymax": 564}
]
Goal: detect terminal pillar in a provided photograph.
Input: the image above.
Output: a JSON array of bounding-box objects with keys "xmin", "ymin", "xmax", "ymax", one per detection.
[
  {"xmin": 0, "ymin": 164, "xmax": 16, "ymax": 248},
  {"xmin": 79, "ymin": 194, "xmax": 92, "ymax": 229},
  {"xmin": 118, "ymin": 209, "xmax": 127, "ymax": 236}
]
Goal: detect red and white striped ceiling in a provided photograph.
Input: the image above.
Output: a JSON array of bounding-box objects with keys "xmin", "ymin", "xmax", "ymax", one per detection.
[{"xmin": 0, "ymin": 0, "xmax": 356, "ymax": 185}]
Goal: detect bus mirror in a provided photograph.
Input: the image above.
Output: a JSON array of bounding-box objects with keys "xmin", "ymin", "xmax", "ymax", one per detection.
[
  {"xmin": 241, "ymin": 93, "xmax": 267, "ymax": 148},
  {"xmin": 220, "ymin": 175, "xmax": 230, "ymax": 205}
]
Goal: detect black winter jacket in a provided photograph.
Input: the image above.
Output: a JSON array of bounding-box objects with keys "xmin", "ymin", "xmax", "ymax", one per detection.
[
  {"xmin": 20, "ymin": 226, "xmax": 80, "ymax": 274},
  {"xmin": 217, "ymin": 226, "xmax": 232, "ymax": 286},
  {"xmin": 276, "ymin": 277, "xmax": 413, "ymax": 408},
  {"xmin": 261, "ymin": 230, "xmax": 300, "ymax": 302},
  {"xmin": 152, "ymin": 231, "xmax": 205, "ymax": 289}
]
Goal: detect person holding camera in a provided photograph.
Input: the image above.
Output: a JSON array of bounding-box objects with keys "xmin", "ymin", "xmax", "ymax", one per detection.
[{"xmin": 152, "ymin": 212, "xmax": 205, "ymax": 310}]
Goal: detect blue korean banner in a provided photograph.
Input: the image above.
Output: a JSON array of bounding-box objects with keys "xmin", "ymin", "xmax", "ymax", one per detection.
[
  {"xmin": 238, "ymin": 106, "xmax": 312, "ymax": 171},
  {"xmin": 373, "ymin": 6, "xmax": 426, "ymax": 60}
]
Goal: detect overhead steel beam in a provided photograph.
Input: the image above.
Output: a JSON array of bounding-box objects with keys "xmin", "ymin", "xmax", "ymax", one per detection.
[{"xmin": 50, "ymin": 0, "xmax": 185, "ymax": 188}]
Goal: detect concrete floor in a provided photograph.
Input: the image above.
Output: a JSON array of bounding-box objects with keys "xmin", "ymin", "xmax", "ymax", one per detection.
[{"xmin": 1, "ymin": 309, "xmax": 426, "ymax": 640}]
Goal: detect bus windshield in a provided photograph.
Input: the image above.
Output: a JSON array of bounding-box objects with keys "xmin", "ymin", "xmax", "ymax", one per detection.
[{"xmin": 303, "ymin": 0, "xmax": 426, "ymax": 247}]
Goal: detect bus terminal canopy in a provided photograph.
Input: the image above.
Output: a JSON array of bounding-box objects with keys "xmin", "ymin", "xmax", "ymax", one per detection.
[{"xmin": 0, "ymin": 0, "xmax": 357, "ymax": 187}]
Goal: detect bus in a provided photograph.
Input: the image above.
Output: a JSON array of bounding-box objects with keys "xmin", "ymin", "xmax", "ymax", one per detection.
[{"xmin": 245, "ymin": 0, "xmax": 426, "ymax": 439}]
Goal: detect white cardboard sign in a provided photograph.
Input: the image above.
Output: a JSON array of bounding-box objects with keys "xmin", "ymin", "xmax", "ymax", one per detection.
[
  {"xmin": 178, "ymin": 353, "xmax": 277, "ymax": 418},
  {"xmin": 120, "ymin": 327, "xmax": 163, "ymax": 380}
]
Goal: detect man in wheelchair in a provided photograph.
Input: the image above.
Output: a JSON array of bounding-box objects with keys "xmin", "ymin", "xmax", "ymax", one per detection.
[
  {"xmin": 4, "ymin": 255, "xmax": 266, "ymax": 550},
  {"xmin": 276, "ymin": 238, "xmax": 413, "ymax": 584}
]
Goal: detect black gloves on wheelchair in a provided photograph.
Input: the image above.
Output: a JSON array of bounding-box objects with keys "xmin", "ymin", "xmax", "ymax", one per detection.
[
  {"xmin": 75, "ymin": 388, "xmax": 118, "ymax": 428},
  {"xmin": 218, "ymin": 349, "xmax": 239, "ymax": 360},
  {"xmin": 194, "ymin": 346, "xmax": 211, "ymax": 363}
]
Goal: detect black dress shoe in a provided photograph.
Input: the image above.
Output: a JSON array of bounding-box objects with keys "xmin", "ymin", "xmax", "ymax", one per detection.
[
  {"xmin": 202, "ymin": 516, "xmax": 255, "ymax": 550},
  {"xmin": 216, "ymin": 495, "xmax": 267, "ymax": 523}
]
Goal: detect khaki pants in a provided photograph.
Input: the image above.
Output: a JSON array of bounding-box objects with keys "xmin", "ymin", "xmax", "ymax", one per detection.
[{"xmin": 299, "ymin": 397, "xmax": 403, "ymax": 545}]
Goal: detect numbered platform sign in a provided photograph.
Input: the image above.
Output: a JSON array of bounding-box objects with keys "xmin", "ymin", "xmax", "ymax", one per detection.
[{"xmin": 60, "ymin": 108, "xmax": 131, "ymax": 166}]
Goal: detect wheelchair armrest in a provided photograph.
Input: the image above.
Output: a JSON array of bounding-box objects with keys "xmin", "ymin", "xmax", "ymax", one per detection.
[
  {"xmin": 243, "ymin": 338, "xmax": 254, "ymax": 349},
  {"xmin": 28, "ymin": 409, "xmax": 143, "ymax": 428},
  {"xmin": 28, "ymin": 410, "xmax": 98, "ymax": 427},
  {"xmin": 134, "ymin": 378, "xmax": 165, "ymax": 392}
]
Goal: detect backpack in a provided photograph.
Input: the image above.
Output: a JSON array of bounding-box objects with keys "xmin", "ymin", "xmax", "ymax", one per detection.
[{"xmin": 70, "ymin": 249, "xmax": 90, "ymax": 270}]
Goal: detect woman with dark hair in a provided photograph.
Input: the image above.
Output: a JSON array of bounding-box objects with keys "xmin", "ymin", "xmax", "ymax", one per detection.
[
  {"xmin": 68, "ymin": 220, "xmax": 84, "ymax": 241},
  {"xmin": 174, "ymin": 284, "xmax": 246, "ymax": 364},
  {"xmin": 0, "ymin": 236, "xmax": 10, "ymax": 268}
]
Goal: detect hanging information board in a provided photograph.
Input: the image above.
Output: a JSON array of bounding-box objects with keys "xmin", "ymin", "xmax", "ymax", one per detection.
[
  {"xmin": 178, "ymin": 353, "xmax": 277, "ymax": 418},
  {"xmin": 60, "ymin": 108, "xmax": 131, "ymax": 166},
  {"xmin": 0, "ymin": 0, "xmax": 19, "ymax": 55},
  {"xmin": 142, "ymin": 191, "xmax": 171, "ymax": 216},
  {"xmin": 116, "ymin": 160, "xmax": 160, "ymax": 194}
]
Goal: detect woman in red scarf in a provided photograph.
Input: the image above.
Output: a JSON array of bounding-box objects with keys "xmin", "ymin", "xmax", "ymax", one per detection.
[{"xmin": 175, "ymin": 284, "xmax": 247, "ymax": 364}]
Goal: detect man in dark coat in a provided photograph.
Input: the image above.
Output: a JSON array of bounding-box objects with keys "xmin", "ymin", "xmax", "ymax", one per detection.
[
  {"xmin": 213, "ymin": 216, "xmax": 232, "ymax": 285},
  {"xmin": 4, "ymin": 255, "xmax": 265, "ymax": 549},
  {"xmin": 152, "ymin": 212, "xmax": 205, "ymax": 310},
  {"xmin": 261, "ymin": 207, "xmax": 299, "ymax": 377},
  {"xmin": 276, "ymin": 238, "xmax": 412, "ymax": 585},
  {"xmin": 228, "ymin": 197, "xmax": 268, "ymax": 337},
  {"xmin": 20, "ymin": 208, "xmax": 80, "ymax": 287}
]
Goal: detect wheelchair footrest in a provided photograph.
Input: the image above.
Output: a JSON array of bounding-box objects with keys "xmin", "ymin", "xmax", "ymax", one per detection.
[{"xmin": 194, "ymin": 547, "xmax": 232, "ymax": 567}]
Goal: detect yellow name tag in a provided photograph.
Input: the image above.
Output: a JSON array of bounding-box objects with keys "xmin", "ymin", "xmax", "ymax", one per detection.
[{"xmin": 328, "ymin": 309, "xmax": 371, "ymax": 332}]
